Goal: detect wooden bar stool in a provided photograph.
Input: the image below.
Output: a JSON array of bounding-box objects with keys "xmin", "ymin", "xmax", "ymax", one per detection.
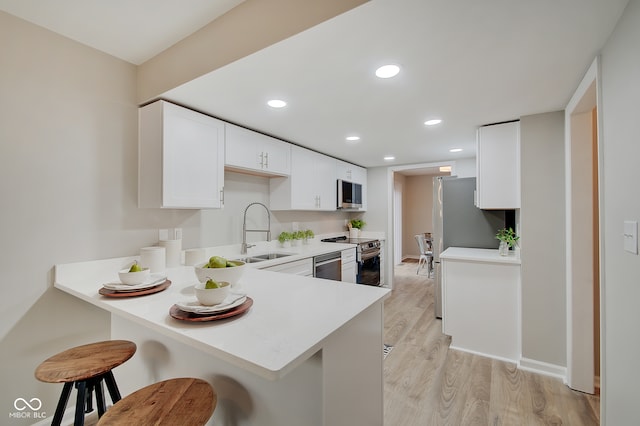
[
  {"xmin": 96, "ymin": 377, "xmax": 216, "ymax": 426},
  {"xmin": 35, "ymin": 340, "xmax": 136, "ymax": 426}
]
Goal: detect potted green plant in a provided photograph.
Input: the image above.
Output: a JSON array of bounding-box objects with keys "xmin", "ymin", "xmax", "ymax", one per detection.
[
  {"xmin": 278, "ymin": 231, "xmax": 293, "ymax": 247},
  {"xmin": 303, "ymin": 229, "xmax": 314, "ymax": 244},
  {"xmin": 348, "ymin": 218, "xmax": 365, "ymax": 237},
  {"xmin": 495, "ymin": 227, "xmax": 519, "ymax": 256},
  {"xmin": 292, "ymin": 230, "xmax": 305, "ymax": 246}
]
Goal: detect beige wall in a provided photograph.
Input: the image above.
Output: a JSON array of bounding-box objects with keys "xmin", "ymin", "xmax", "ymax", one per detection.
[
  {"xmin": 402, "ymin": 175, "xmax": 435, "ymax": 258},
  {"xmin": 0, "ymin": 11, "xmax": 350, "ymax": 414},
  {"xmin": 519, "ymin": 111, "xmax": 566, "ymax": 366}
]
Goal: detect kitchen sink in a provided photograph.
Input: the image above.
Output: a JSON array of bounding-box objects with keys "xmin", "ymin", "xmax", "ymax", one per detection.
[
  {"xmin": 232, "ymin": 257, "xmax": 265, "ymax": 264},
  {"xmin": 250, "ymin": 252, "xmax": 293, "ymax": 260},
  {"xmin": 233, "ymin": 253, "xmax": 293, "ymax": 264}
]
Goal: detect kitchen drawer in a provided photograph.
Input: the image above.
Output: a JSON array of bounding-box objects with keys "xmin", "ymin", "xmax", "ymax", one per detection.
[
  {"xmin": 341, "ymin": 248, "xmax": 357, "ymax": 263},
  {"xmin": 262, "ymin": 258, "xmax": 313, "ymax": 276}
]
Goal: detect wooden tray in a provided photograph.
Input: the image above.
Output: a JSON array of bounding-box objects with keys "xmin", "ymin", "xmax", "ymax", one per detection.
[
  {"xmin": 170, "ymin": 297, "xmax": 253, "ymax": 322},
  {"xmin": 99, "ymin": 280, "xmax": 171, "ymax": 297}
]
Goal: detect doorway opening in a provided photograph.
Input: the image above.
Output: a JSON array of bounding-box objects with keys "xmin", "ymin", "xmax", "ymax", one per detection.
[{"xmin": 388, "ymin": 161, "xmax": 454, "ymax": 289}]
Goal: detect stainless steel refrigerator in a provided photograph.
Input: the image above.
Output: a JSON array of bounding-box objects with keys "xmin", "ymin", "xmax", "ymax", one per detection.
[{"xmin": 432, "ymin": 176, "xmax": 506, "ymax": 318}]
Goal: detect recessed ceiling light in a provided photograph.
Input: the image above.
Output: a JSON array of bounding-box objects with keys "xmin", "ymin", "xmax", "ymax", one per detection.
[
  {"xmin": 346, "ymin": 136, "xmax": 360, "ymax": 142},
  {"xmin": 375, "ymin": 65, "xmax": 400, "ymax": 79},
  {"xmin": 439, "ymin": 166, "xmax": 452, "ymax": 172},
  {"xmin": 424, "ymin": 119, "xmax": 442, "ymax": 126},
  {"xmin": 384, "ymin": 156, "xmax": 395, "ymax": 161},
  {"xmin": 267, "ymin": 99, "xmax": 287, "ymax": 108},
  {"xmin": 449, "ymin": 148, "xmax": 463, "ymax": 153}
]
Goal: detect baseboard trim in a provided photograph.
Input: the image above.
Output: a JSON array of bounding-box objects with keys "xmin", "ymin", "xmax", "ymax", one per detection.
[
  {"xmin": 449, "ymin": 345, "xmax": 518, "ymax": 365},
  {"xmin": 518, "ymin": 357, "xmax": 566, "ymax": 380}
]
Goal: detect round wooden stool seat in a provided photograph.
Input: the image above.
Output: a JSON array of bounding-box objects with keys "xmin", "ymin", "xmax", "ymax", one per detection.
[
  {"xmin": 96, "ymin": 378, "xmax": 217, "ymax": 426},
  {"xmin": 35, "ymin": 340, "xmax": 136, "ymax": 383},
  {"xmin": 35, "ymin": 340, "xmax": 136, "ymax": 426}
]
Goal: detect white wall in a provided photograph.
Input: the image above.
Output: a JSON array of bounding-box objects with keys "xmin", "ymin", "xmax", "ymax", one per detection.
[
  {"xmin": 519, "ymin": 111, "xmax": 566, "ymax": 367},
  {"xmin": 0, "ymin": 12, "xmax": 350, "ymax": 416},
  {"xmin": 599, "ymin": 0, "xmax": 640, "ymax": 422},
  {"xmin": 454, "ymin": 157, "xmax": 477, "ymax": 178}
]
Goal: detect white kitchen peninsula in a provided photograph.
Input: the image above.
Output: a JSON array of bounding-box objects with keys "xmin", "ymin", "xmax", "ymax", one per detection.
[
  {"xmin": 440, "ymin": 247, "xmax": 521, "ymax": 362},
  {"xmin": 55, "ymin": 256, "xmax": 390, "ymax": 426}
]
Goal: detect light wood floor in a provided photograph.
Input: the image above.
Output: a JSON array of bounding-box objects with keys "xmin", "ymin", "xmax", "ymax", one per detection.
[{"xmin": 383, "ymin": 260, "xmax": 600, "ymax": 426}]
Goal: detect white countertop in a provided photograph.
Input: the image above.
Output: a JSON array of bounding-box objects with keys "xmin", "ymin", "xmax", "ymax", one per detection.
[
  {"xmin": 54, "ymin": 251, "xmax": 390, "ymax": 381},
  {"xmin": 440, "ymin": 247, "xmax": 521, "ymax": 264}
]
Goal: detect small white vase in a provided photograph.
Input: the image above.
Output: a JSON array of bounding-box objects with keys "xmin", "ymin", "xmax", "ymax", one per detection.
[
  {"xmin": 349, "ymin": 229, "xmax": 360, "ymax": 238},
  {"xmin": 498, "ymin": 241, "xmax": 509, "ymax": 256}
]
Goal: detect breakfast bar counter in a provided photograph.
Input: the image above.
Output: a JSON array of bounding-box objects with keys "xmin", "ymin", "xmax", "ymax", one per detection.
[{"xmin": 55, "ymin": 255, "xmax": 390, "ymax": 426}]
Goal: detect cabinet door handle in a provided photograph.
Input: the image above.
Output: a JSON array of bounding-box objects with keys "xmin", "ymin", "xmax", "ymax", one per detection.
[
  {"xmin": 263, "ymin": 152, "xmax": 269, "ymax": 169},
  {"xmin": 220, "ymin": 188, "xmax": 224, "ymax": 206},
  {"xmin": 258, "ymin": 152, "xmax": 264, "ymax": 168}
]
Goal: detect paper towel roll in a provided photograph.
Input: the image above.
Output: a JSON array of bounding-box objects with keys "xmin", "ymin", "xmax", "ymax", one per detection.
[
  {"xmin": 140, "ymin": 246, "xmax": 166, "ymax": 273},
  {"xmin": 159, "ymin": 239, "xmax": 181, "ymax": 267}
]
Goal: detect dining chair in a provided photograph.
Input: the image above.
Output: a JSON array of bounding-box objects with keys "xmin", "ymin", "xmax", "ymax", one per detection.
[{"xmin": 414, "ymin": 234, "xmax": 433, "ymax": 277}]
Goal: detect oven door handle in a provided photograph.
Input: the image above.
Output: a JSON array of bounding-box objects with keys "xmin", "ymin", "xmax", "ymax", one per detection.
[
  {"xmin": 360, "ymin": 249, "xmax": 380, "ymax": 261},
  {"xmin": 315, "ymin": 258, "xmax": 341, "ymax": 267}
]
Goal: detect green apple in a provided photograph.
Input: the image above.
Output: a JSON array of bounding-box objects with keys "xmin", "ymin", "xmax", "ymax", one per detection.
[
  {"xmin": 208, "ymin": 256, "xmax": 227, "ymax": 268},
  {"xmin": 205, "ymin": 278, "xmax": 220, "ymax": 289}
]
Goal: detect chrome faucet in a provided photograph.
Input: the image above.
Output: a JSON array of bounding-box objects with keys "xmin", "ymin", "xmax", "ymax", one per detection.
[{"xmin": 241, "ymin": 202, "xmax": 271, "ymax": 254}]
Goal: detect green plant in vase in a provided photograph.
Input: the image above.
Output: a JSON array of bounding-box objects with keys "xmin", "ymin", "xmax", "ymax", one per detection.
[
  {"xmin": 349, "ymin": 218, "xmax": 365, "ymax": 237},
  {"xmin": 304, "ymin": 229, "xmax": 314, "ymax": 240},
  {"xmin": 495, "ymin": 227, "xmax": 519, "ymax": 255},
  {"xmin": 349, "ymin": 219, "xmax": 366, "ymax": 230},
  {"xmin": 278, "ymin": 231, "xmax": 293, "ymax": 246},
  {"xmin": 292, "ymin": 230, "xmax": 305, "ymax": 245}
]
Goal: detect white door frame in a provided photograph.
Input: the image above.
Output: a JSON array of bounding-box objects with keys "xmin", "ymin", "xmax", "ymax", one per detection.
[{"xmin": 564, "ymin": 57, "xmax": 603, "ymax": 396}]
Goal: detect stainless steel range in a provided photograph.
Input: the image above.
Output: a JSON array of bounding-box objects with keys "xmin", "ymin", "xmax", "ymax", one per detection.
[{"xmin": 321, "ymin": 236, "xmax": 381, "ymax": 286}]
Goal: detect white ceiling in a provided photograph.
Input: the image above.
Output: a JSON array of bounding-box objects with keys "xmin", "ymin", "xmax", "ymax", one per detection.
[{"xmin": 2, "ymin": 0, "xmax": 629, "ymax": 168}]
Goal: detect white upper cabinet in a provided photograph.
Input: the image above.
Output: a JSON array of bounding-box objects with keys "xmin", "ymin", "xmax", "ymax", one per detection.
[
  {"xmin": 225, "ymin": 123, "xmax": 291, "ymax": 176},
  {"xmin": 336, "ymin": 160, "xmax": 366, "ymax": 184},
  {"xmin": 270, "ymin": 145, "xmax": 337, "ymax": 211},
  {"xmin": 476, "ymin": 121, "xmax": 520, "ymax": 209},
  {"xmin": 138, "ymin": 100, "xmax": 225, "ymax": 209},
  {"xmin": 336, "ymin": 159, "xmax": 368, "ymax": 211}
]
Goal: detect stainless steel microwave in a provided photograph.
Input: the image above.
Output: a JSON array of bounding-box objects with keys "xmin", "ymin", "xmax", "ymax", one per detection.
[{"xmin": 337, "ymin": 179, "xmax": 362, "ymax": 209}]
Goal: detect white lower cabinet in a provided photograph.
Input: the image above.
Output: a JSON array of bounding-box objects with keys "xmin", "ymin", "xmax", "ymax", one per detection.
[
  {"xmin": 261, "ymin": 258, "xmax": 313, "ymax": 276},
  {"xmin": 441, "ymin": 248, "xmax": 520, "ymax": 362},
  {"xmin": 341, "ymin": 248, "xmax": 357, "ymax": 283}
]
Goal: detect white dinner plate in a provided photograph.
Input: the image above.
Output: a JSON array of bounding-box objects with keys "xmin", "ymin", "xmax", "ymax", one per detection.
[
  {"xmin": 176, "ymin": 293, "xmax": 247, "ymax": 314},
  {"xmin": 103, "ymin": 274, "xmax": 167, "ymax": 291}
]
